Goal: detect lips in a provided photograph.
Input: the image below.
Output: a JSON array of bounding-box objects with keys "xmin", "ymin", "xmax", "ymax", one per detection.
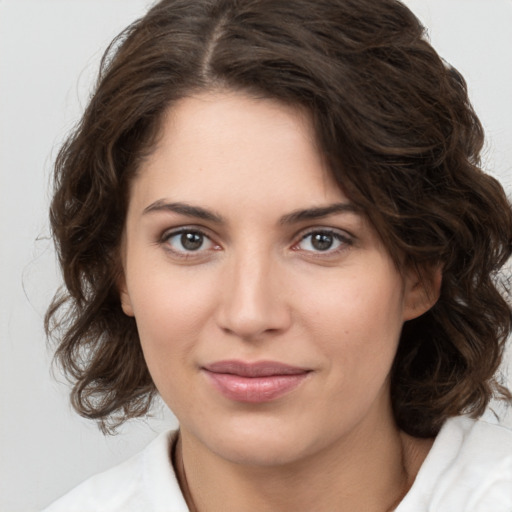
[{"xmin": 202, "ymin": 360, "xmax": 311, "ymax": 403}]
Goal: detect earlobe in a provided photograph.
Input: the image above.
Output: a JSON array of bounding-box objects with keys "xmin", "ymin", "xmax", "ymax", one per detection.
[
  {"xmin": 403, "ymin": 265, "xmax": 442, "ymax": 321},
  {"xmin": 118, "ymin": 273, "xmax": 135, "ymax": 317},
  {"xmin": 120, "ymin": 290, "xmax": 135, "ymax": 317}
]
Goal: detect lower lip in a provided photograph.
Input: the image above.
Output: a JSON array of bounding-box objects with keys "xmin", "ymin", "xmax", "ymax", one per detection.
[{"xmin": 204, "ymin": 371, "xmax": 309, "ymax": 403}]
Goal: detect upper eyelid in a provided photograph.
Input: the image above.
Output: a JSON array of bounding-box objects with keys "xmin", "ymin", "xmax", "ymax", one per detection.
[
  {"xmin": 291, "ymin": 227, "xmax": 355, "ymax": 254},
  {"xmin": 159, "ymin": 226, "xmax": 219, "ymax": 252},
  {"xmin": 294, "ymin": 225, "xmax": 354, "ymax": 241},
  {"xmin": 159, "ymin": 228, "xmax": 219, "ymax": 259},
  {"xmin": 161, "ymin": 225, "xmax": 215, "ymax": 240}
]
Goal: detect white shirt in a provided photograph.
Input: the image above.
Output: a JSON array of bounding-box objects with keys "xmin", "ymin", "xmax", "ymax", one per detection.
[{"xmin": 43, "ymin": 416, "xmax": 512, "ymax": 512}]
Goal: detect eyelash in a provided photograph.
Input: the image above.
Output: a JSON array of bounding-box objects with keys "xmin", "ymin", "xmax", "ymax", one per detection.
[
  {"xmin": 160, "ymin": 227, "xmax": 219, "ymax": 259},
  {"xmin": 293, "ymin": 229, "xmax": 353, "ymax": 256},
  {"xmin": 159, "ymin": 226, "xmax": 353, "ymax": 259}
]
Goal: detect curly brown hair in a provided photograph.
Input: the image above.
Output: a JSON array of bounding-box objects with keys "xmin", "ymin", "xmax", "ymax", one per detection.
[{"xmin": 46, "ymin": 0, "xmax": 512, "ymax": 436}]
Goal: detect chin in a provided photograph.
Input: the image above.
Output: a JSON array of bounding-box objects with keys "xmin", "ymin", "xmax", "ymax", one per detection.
[
  {"xmin": 190, "ymin": 415, "xmax": 326, "ymax": 468},
  {"xmin": 213, "ymin": 436, "xmax": 307, "ymax": 467}
]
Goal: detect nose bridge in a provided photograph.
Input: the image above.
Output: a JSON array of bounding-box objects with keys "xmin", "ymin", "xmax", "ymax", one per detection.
[{"xmin": 217, "ymin": 243, "xmax": 289, "ymax": 339}]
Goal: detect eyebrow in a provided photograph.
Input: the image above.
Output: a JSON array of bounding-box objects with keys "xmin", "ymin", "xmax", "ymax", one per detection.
[
  {"xmin": 142, "ymin": 200, "xmax": 360, "ymax": 225},
  {"xmin": 279, "ymin": 202, "xmax": 360, "ymax": 225},
  {"xmin": 143, "ymin": 200, "xmax": 225, "ymax": 223}
]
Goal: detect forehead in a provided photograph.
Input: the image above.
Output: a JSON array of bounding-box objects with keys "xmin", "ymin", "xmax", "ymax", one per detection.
[{"xmin": 130, "ymin": 91, "xmax": 346, "ymax": 214}]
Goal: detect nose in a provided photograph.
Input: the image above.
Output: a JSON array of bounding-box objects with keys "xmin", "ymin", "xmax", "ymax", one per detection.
[{"xmin": 215, "ymin": 249, "xmax": 292, "ymax": 341}]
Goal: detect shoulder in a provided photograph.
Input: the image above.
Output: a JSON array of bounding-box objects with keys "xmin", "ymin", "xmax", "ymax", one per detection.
[
  {"xmin": 42, "ymin": 430, "xmax": 189, "ymax": 512},
  {"xmin": 398, "ymin": 415, "xmax": 512, "ymax": 512}
]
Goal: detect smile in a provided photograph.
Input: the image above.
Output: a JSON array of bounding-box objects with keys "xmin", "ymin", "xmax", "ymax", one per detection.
[{"xmin": 202, "ymin": 360, "xmax": 311, "ymax": 403}]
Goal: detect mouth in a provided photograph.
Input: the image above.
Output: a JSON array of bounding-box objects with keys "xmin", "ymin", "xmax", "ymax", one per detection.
[{"xmin": 202, "ymin": 360, "xmax": 311, "ymax": 403}]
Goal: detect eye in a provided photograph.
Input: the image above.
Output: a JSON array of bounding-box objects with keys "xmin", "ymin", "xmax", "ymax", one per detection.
[
  {"xmin": 162, "ymin": 228, "xmax": 218, "ymax": 255},
  {"xmin": 295, "ymin": 229, "xmax": 352, "ymax": 253}
]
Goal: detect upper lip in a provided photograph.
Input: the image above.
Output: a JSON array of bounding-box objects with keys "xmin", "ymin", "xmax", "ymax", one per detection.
[{"xmin": 203, "ymin": 360, "xmax": 310, "ymax": 377}]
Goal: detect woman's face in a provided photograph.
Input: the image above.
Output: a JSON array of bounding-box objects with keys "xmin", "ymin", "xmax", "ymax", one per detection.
[{"xmin": 120, "ymin": 91, "xmax": 429, "ymax": 466}]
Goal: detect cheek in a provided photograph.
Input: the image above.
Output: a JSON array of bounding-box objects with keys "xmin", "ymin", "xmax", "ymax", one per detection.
[
  {"xmin": 298, "ymin": 265, "xmax": 405, "ymax": 373},
  {"xmin": 297, "ymin": 268, "xmax": 405, "ymax": 428},
  {"xmin": 125, "ymin": 264, "xmax": 218, "ymax": 382}
]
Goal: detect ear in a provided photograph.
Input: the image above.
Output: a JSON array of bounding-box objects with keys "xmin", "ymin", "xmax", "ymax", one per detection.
[
  {"xmin": 117, "ymin": 271, "xmax": 135, "ymax": 317},
  {"xmin": 402, "ymin": 264, "xmax": 442, "ymax": 321}
]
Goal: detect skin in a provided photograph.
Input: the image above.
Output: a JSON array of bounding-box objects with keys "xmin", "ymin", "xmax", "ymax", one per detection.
[{"xmin": 120, "ymin": 91, "xmax": 439, "ymax": 512}]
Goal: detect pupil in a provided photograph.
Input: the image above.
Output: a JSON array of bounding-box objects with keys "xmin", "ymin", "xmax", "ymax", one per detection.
[
  {"xmin": 312, "ymin": 233, "xmax": 333, "ymax": 251},
  {"xmin": 181, "ymin": 232, "xmax": 203, "ymax": 251}
]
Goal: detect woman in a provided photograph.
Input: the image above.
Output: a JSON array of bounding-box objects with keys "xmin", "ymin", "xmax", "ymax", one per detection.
[{"xmin": 44, "ymin": 0, "xmax": 512, "ymax": 510}]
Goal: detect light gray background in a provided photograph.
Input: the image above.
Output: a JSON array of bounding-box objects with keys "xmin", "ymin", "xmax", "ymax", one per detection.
[{"xmin": 1, "ymin": 1, "xmax": 511, "ymax": 511}]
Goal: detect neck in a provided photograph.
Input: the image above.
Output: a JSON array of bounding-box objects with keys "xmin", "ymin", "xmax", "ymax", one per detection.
[{"xmin": 172, "ymin": 415, "xmax": 433, "ymax": 512}]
